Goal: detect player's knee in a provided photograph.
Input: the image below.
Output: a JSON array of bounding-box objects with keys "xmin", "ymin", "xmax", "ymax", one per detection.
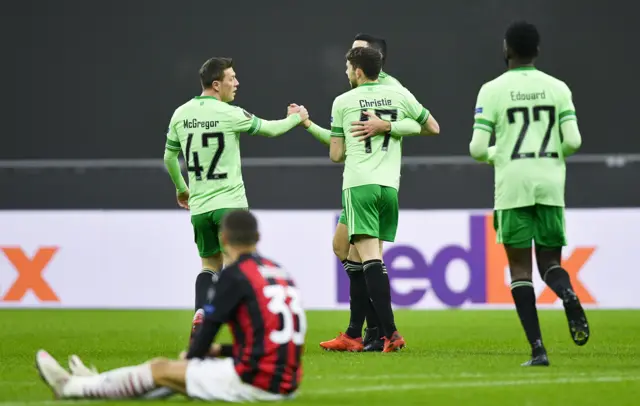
[
  {"xmin": 148, "ymin": 358, "xmax": 171, "ymax": 378},
  {"xmin": 149, "ymin": 357, "xmax": 170, "ymax": 367}
]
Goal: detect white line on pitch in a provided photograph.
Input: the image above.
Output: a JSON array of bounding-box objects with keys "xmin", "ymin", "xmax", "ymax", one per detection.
[
  {"xmin": 0, "ymin": 375, "xmax": 638, "ymax": 405},
  {"xmin": 306, "ymin": 375, "xmax": 640, "ymax": 395}
]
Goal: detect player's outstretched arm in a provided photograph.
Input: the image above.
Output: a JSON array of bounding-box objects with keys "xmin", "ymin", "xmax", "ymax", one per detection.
[
  {"xmin": 284, "ymin": 104, "xmax": 332, "ymax": 147},
  {"xmin": 254, "ymin": 105, "xmax": 309, "ymax": 138},
  {"xmin": 349, "ymin": 111, "xmax": 422, "ymax": 142},
  {"xmin": 231, "ymin": 105, "xmax": 308, "ymax": 138},
  {"xmin": 302, "ymin": 120, "xmax": 331, "ymax": 147}
]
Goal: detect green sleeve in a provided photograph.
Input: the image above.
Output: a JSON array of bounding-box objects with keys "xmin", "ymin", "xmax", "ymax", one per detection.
[
  {"xmin": 165, "ymin": 123, "xmax": 182, "ymax": 152},
  {"xmin": 401, "ymin": 89, "xmax": 430, "ymax": 125},
  {"xmin": 330, "ymin": 97, "xmax": 344, "ymax": 137},
  {"xmin": 163, "ymin": 148, "xmax": 188, "ymax": 193},
  {"xmin": 560, "ymin": 120, "xmax": 582, "ymax": 157},
  {"xmin": 254, "ymin": 114, "xmax": 301, "ymax": 137},
  {"xmin": 473, "ymin": 84, "xmax": 497, "ymax": 134},
  {"xmin": 469, "ymin": 128, "xmax": 492, "ymax": 163},
  {"xmin": 559, "ymin": 86, "xmax": 578, "ymax": 125},
  {"xmin": 306, "ymin": 122, "xmax": 331, "ymax": 146},
  {"xmin": 389, "ymin": 118, "xmax": 422, "ymax": 137},
  {"xmin": 229, "ymin": 107, "xmax": 262, "ymax": 135}
]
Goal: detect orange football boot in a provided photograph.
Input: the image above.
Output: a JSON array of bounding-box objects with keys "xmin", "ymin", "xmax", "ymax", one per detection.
[
  {"xmin": 320, "ymin": 332, "xmax": 364, "ymax": 352},
  {"xmin": 382, "ymin": 331, "xmax": 406, "ymax": 353}
]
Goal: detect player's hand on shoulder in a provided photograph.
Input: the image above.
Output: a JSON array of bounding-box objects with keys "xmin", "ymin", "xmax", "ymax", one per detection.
[
  {"xmin": 350, "ymin": 111, "xmax": 390, "ymax": 142},
  {"xmin": 177, "ymin": 189, "xmax": 190, "ymax": 209},
  {"xmin": 287, "ymin": 103, "xmax": 309, "ymax": 123}
]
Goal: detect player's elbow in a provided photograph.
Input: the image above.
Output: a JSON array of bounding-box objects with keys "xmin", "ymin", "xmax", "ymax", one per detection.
[
  {"xmin": 421, "ymin": 116, "xmax": 440, "ymax": 135},
  {"xmin": 565, "ymin": 136, "xmax": 582, "ymax": 151},
  {"xmin": 329, "ymin": 151, "xmax": 343, "ymax": 163},
  {"xmin": 329, "ymin": 144, "xmax": 345, "ymax": 162},
  {"xmin": 469, "ymin": 143, "xmax": 487, "ymax": 162}
]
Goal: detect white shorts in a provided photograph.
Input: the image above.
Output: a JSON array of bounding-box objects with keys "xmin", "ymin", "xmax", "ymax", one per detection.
[{"xmin": 185, "ymin": 358, "xmax": 294, "ymax": 402}]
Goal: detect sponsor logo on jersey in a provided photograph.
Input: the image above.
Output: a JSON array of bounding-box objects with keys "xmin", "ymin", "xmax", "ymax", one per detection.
[{"xmin": 475, "ymin": 107, "xmax": 483, "ymax": 114}]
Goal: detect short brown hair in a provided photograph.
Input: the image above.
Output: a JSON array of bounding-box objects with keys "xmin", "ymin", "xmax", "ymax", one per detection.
[
  {"xmin": 199, "ymin": 57, "xmax": 233, "ymax": 89},
  {"xmin": 221, "ymin": 210, "xmax": 259, "ymax": 246},
  {"xmin": 345, "ymin": 47, "xmax": 382, "ymax": 81},
  {"xmin": 353, "ymin": 33, "xmax": 388, "ymax": 65}
]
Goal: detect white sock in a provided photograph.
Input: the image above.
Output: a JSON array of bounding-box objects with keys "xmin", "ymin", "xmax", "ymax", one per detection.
[{"xmin": 63, "ymin": 364, "xmax": 155, "ymax": 399}]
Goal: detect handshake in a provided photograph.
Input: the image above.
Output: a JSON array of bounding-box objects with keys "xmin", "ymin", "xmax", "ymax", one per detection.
[
  {"xmin": 285, "ymin": 103, "xmax": 391, "ymax": 140},
  {"xmin": 286, "ymin": 103, "xmax": 311, "ymax": 129}
]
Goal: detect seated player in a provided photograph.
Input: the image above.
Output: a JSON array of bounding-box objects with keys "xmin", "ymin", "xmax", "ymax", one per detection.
[
  {"xmin": 469, "ymin": 21, "xmax": 588, "ymax": 366},
  {"xmin": 35, "ymin": 210, "xmax": 307, "ymax": 401}
]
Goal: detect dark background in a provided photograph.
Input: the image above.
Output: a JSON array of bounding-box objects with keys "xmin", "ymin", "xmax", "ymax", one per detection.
[{"xmin": 2, "ymin": 0, "xmax": 637, "ymax": 209}]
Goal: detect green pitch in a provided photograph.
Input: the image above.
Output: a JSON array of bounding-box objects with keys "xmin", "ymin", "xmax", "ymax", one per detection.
[{"xmin": 1, "ymin": 310, "xmax": 639, "ymax": 405}]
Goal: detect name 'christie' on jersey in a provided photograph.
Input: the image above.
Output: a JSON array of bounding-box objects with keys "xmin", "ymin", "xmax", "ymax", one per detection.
[
  {"xmin": 330, "ymin": 83, "xmax": 429, "ymax": 191},
  {"xmin": 165, "ymin": 96, "xmax": 264, "ymax": 215},
  {"xmin": 473, "ymin": 67, "xmax": 578, "ymax": 210}
]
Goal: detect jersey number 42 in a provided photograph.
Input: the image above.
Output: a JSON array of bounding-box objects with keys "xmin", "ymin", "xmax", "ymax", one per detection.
[
  {"xmin": 185, "ymin": 132, "xmax": 227, "ymax": 181},
  {"xmin": 263, "ymin": 285, "xmax": 307, "ymax": 346}
]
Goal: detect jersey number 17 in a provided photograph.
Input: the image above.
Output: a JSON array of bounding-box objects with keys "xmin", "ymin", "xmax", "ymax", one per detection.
[
  {"xmin": 507, "ymin": 105, "xmax": 559, "ymax": 160},
  {"xmin": 360, "ymin": 109, "xmax": 398, "ymax": 153},
  {"xmin": 185, "ymin": 132, "xmax": 227, "ymax": 181}
]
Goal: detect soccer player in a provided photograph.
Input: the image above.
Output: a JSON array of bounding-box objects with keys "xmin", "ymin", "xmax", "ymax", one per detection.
[
  {"xmin": 328, "ymin": 46, "xmax": 440, "ymax": 353},
  {"xmin": 469, "ymin": 21, "xmax": 588, "ymax": 366},
  {"xmin": 299, "ymin": 33, "xmax": 429, "ymax": 352},
  {"xmin": 162, "ymin": 57, "xmax": 308, "ymax": 345},
  {"xmin": 35, "ymin": 210, "xmax": 306, "ymax": 401}
]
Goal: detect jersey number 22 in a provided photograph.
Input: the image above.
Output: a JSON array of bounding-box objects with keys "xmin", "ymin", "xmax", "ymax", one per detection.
[{"xmin": 507, "ymin": 106, "xmax": 559, "ymax": 160}]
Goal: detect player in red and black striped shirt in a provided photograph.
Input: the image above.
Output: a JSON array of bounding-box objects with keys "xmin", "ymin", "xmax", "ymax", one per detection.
[{"xmin": 35, "ymin": 210, "xmax": 307, "ymax": 402}]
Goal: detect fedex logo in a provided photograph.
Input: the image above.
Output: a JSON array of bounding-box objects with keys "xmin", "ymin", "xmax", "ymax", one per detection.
[
  {"xmin": 0, "ymin": 247, "xmax": 60, "ymax": 302},
  {"xmin": 336, "ymin": 215, "xmax": 596, "ymax": 307}
]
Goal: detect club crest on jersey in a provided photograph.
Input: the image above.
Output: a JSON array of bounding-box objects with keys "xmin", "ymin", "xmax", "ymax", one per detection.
[
  {"xmin": 203, "ymin": 304, "xmax": 215, "ymax": 315},
  {"xmin": 475, "ymin": 107, "xmax": 483, "ymax": 114},
  {"xmin": 242, "ymin": 109, "xmax": 253, "ymax": 119}
]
